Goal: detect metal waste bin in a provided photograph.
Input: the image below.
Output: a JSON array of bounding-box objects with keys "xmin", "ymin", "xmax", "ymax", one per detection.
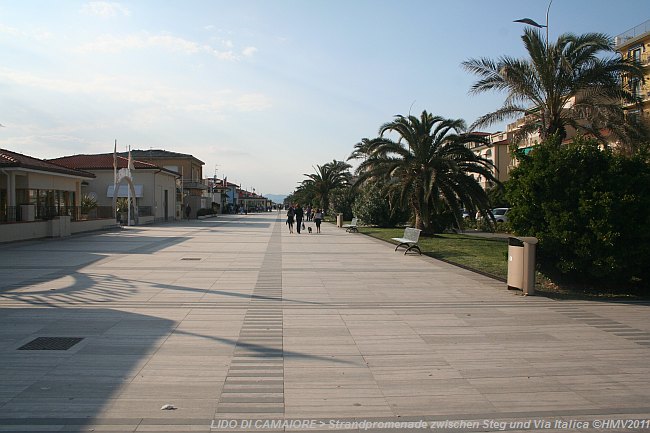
[
  {"xmin": 336, "ymin": 213, "xmax": 343, "ymax": 228},
  {"xmin": 507, "ymin": 236, "xmax": 538, "ymax": 295}
]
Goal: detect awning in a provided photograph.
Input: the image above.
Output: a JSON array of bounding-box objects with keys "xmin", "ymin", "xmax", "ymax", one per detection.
[{"xmin": 107, "ymin": 184, "xmax": 144, "ymax": 198}]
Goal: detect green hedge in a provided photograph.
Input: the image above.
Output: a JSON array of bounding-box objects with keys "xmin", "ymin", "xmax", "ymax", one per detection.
[{"xmin": 506, "ymin": 137, "xmax": 650, "ymax": 290}]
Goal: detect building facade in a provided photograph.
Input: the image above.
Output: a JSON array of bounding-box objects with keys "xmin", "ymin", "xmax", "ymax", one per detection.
[
  {"xmin": 0, "ymin": 149, "xmax": 118, "ymax": 242},
  {"xmin": 1, "ymin": 148, "xmax": 95, "ymax": 223},
  {"xmin": 616, "ymin": 19, "xmax": 650, "ymax": 130},
  {"xmin": 49, "ymin": 153, "xmax": 180, "ymax": 224},
  {"xmin": 124, "ymin": 150, "xmax": 206, "ymax": 219},
  {"xmin": 465, "ymin": 132, "xmax": 512, "ymax": 189}
]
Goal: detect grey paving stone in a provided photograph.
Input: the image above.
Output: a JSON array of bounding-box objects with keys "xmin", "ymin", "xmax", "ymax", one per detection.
[{"xmin": 0, "ymin": 214, "xmax": 649, "ymax": 431}]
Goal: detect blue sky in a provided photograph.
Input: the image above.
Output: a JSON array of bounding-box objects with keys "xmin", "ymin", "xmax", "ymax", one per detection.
[{"xmin": 0, "ymin": 1, "xmax": 647, "ymax": 195}]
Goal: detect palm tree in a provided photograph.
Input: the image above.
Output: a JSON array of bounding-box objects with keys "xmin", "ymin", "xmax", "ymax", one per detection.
[
  {"xmin": 300, "ymin": 160, "xmax": 352, "ymax": 212},
  {"xmin": 349, "ymin": 110, "xmax": 497, "ymax": 232},
  {"xmin": 463, "ymin": 28, "xmax": 645, "ymax": 146}
]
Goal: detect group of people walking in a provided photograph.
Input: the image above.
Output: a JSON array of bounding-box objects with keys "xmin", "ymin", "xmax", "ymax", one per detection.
[{"xmin": 286, "ymin": 204, "xmax": 323, "ymax": 234}]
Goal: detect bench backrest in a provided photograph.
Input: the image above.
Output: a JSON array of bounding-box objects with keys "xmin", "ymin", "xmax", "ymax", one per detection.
[
  {"xmin": 404, "ymin": 227, "xmax": 421, "ymax": 243},
  {"xmin": 350, "ymin": 217, "xmax": 358, "ymax": 226}
]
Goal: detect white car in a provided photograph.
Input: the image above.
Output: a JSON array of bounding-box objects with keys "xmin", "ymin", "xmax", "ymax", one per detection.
[{"xmin": 491, "ymin": 208, "xmax": 510, "ymax": 223}]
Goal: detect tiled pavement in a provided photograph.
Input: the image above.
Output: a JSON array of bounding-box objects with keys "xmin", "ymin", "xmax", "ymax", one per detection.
[{"xmin": 0, "ymin": 213, "xmax": 649, "ymax": 432}]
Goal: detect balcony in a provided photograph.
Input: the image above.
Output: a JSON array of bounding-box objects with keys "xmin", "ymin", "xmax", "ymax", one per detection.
[
  {"xmin": 182, "ymin": 180, "xmax": 208, "ymax": 190},
  {"xmin": 615, "ymin": 19, "xmax": 650, "ymax": 49}
]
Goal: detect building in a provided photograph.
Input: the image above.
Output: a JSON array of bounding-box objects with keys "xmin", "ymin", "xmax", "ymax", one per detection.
[
  {"xmin": 49, "ymin": 153, "xmax": 180, "ymax": 224},
  {"xmin": 238, "ymin": 188, "xmax": 271, "ymax": 212},
  {"xmin": 465, "ymin": 132, "xmax": 511, "ymax": 189},
  {"xmin": 202, "ymin": 177, "xmax": 231, "ymax": 214},
  {"xmin": 1, "ymin": 148, "xmax": 95, "ymax": 223},
  {"xmin": 0, "ymin": 148, "xmax": 118, "ymax": 242},
  {"xmin": 124, "ymin": 150, "xmax": 206, "ymax": 219},
  {"xmin": 615, "ymin": 19, "xmax": 650, "ymax": 129}
]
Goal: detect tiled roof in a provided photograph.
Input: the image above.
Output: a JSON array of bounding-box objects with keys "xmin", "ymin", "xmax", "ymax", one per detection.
[
  {"xmin": 48, "ymin": 153, "xmax": 181, "ymax": 176},
  {"xmin": 124, "ymin": 149, "xmax": 205, "ymax": 165},
  {"xmin": 0, "ymin": 148, "xmax": 95, "ymax": 178}
]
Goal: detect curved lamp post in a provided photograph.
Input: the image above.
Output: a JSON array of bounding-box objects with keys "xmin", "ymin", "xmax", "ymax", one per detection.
[{"xmin": 514, "ymin": 0, "xmax": 552, "ymax": 49}]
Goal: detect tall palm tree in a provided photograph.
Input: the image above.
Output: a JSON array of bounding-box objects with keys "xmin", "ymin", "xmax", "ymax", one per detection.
[
  {"xmin": 462, "ymin": 28, "xmax": 645, "ymax": 146},
  {"xmin": 300, "ymin": 160, "xmax": 352, "ymax": 212},
  {"xmin": 349, "ymin": 111, "xmax": 497, "ymax": 232}
]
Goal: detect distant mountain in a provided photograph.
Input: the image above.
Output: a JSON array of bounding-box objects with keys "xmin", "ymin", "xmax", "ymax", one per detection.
[{"xmin": 265, "ymin": 194, "xmax": 287, "ymax": 204}]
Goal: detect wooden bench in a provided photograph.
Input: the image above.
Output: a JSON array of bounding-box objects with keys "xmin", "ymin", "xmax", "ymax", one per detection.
[
  {"xmin": 391, "ymin": 227, "xmax": 422, "ymax": 255},
  {"xmin": 342, "ymin": 217, "xmax": 358, "ymax": 233}
]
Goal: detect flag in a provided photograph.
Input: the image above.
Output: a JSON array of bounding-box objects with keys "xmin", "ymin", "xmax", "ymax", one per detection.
[
  {"xmin": 113, "ymin": 139, "xmax": 117, "ymax": 183},
  {"xmin": 128, "ymin": 147, "xmax": 134, "ymax": 171}
]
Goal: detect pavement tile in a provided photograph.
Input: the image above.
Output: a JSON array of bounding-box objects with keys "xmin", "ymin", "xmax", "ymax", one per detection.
[{"xmin": 0, "ymin": 214, "xmax": 648, "ymax": 432}]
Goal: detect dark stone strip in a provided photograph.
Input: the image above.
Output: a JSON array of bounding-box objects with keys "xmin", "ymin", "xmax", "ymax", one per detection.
[{"xmin": 214, "ymin": 216, "xmax": 284, "ymax": 418}]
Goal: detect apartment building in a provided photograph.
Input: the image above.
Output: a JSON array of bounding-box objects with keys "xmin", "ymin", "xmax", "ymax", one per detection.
[
  {"xmin": 615, "ymin": 19, "xmax": 650, "ymax": 128},
  {"xmin": 124, "ymin": 150, "xmax": 206, "ymax": 219}
]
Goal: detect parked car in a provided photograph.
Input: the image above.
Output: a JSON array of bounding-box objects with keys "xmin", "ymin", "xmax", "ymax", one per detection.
[{"xmin": 491, "ymin": 207, "xmax": 510, "ymax": 223}]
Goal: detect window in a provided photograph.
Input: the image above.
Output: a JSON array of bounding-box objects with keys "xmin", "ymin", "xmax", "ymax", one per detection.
[
  {"xmin": 627, "ymin": 109, "xmax": 641, "ymax": 125},
  {"xmin": 630, "ymin": 78, "xmax": 641, "ymax": 98},
  {"xmin": 629, "ymin": 47, "xmax": 642, "ymax": 63}
]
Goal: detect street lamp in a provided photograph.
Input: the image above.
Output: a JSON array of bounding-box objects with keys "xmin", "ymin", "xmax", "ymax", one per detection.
[{"xmin": 514, "ymin": 0, "xmax": 552, "ymax": 49}]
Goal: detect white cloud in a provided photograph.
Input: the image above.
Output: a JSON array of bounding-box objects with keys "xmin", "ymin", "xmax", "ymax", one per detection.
[
  {"xmin": 75, "ymin": 33, "xmax": 197, "ymax": 54},
  {"xmin": 81, "ymin": 1, "xmax": 130, "ymax": 18},
  {"xmin": 0, "ymin": 23, "xmax": 52, "ymax": 41},
  {"xmin": 75, "ymin": 32, "xmax": 240, "ymax": 60},
  {"xmin": 0, "ymin": 67, "xmax": 272, "ymax": 116},
  {"xmin": 0, "ymin": 23, "xmax": 21, "ymax": 37},
  {"xmin": 242, "ymin": 46, "xmax": 258, "ymax": 57},
  {"xmin": 234, "ymin": 93, "xmax": 272, "ymax": 112}
]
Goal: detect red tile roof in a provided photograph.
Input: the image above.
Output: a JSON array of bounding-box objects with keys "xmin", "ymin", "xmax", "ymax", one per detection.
[
  {"xmin": 48, "ymin": 153, "xmax": 180, "ymax": 176},
  {"xmin": 0, "ymin": 148, "xmax": 95, "ymax": 178}
]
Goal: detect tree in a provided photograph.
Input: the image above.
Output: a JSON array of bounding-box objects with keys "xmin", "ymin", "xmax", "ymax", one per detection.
[
  {"xmin": 349, "ymin": 110, "xmax": 497, "ymax": 233},
  {"xmin": 463, "ymin": 28, "xmax": 646, "ymax": 148},
  {"xmin": 328, "ymin": 186, "xmax": 355, "ymax": 221},
  {"xmin": 80, "ymin": 194, "xmax": 98, "ymax": 214},
  {"xmin": 286, "ymin": 183, "xmax": 314, "ymax": 209},
  {"xmin": 507, "ymin": 136, "xmax": 650, "ymax": 289},
  {"xmin": 300, "ymin": 160, "xmax": 352, "ymax": 212},
  {"xmin": 352, "ymin": 181, "xmax": 409, "ymax": 228}
]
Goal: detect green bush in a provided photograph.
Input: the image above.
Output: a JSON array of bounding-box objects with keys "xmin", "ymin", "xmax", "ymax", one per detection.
[
  {"xmin": 506, "ymin": 136, "xmax": 650, "ymax": 289},
  {"xmin": 115, "ymin": 197, "xmax": 129, "ymax": 213},
  {"xmin": 81, "ymin": 194, "xmax": 98, "ymax": 214},
  {"xmin": 487, "ymin": 184, "xmax": 509, "ymax": 208},
  {"xmin": 352, "ymin": 182, "xmax": 409, "ymax": 227},
  {"xmin": 328, "ymin": 187, "xmax": 354, "ymax": 220}
]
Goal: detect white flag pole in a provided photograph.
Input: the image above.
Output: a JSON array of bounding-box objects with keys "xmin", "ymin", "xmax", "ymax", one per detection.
[
  {"xmin": 127, "ymin": 145, "xmax": 131, "ymax": 226},
  {"xmin": 113, "ymin": 139, "xmax": 117, "ymax": 221}
]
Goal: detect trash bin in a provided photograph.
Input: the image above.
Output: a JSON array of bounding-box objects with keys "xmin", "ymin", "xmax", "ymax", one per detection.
[
  {"xmin": 507, "ymin": 236, "xmax": 538, "ymax": 295},
  {"xmin": 336, "ymin": 213, "xmax": 343, "ymax": 228}
]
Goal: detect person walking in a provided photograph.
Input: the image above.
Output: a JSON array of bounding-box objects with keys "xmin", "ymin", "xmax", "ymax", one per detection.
[
  {"xmin": 294, "ymin": 203, "xmax": 304, "ymax": 234},
  {"xmin": 185, "ymin": 203, "xmax": 191, "ymax": 220},
  {"xmin": 314, "ymin": 208, "xmax": 323, "ymax": 233},
  {"xmin": 286, "ymin": 206, "xmax": 295, "ymax": 233}
]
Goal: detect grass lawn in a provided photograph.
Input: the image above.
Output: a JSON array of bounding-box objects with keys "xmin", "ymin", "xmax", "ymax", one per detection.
[
  {"xmin": 357, "ymin": 226, "xmax": 648, "ymax": 300},
  {"xmin": 358, "ymin": 227, "xmax": 508, "ymax": 280}
]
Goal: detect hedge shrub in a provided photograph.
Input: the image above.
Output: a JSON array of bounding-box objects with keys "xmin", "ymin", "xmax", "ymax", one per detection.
[
  {"xmin": 506, "ymin": 136, "xmax": 650, "ymax": 290},
  {"xmin": 352, "ymin": 182, "xmax": 409, "ymax": 227}
]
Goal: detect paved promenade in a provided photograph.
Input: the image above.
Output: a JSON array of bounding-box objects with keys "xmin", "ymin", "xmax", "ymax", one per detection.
[{"xmin": 0, "ymin": 213, "xmax": 649, "ymax": 432}]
